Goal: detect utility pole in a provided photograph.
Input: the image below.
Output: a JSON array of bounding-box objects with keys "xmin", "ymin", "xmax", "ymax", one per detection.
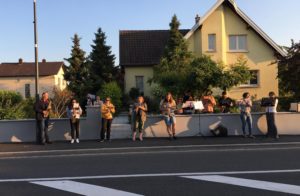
[{"xmin": 33, "ymin": 0, "xmax": 40, "ymax": 143}]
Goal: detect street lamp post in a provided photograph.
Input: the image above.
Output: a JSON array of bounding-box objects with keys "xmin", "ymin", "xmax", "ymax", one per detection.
[{"xmin": 33, "ymin": 0, "xmax": 40, "ymax": 143}]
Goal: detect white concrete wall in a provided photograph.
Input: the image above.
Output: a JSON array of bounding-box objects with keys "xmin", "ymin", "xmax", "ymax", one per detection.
[
  {"xmin": 143, "ymin": 113, "xmax": 300, "ymax": 137},
  {"xmin": 1, "ymin": 108, "xmax": 300, "ymax": 143},
  {"xmin": 0, "ymin": 106, "xmax": 101, "ymax": 143}
]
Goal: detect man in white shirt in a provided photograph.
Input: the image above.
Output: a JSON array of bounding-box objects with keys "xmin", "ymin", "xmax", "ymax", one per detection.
[{"xmin": 265, "ymin": 91, "xmax": 279, "ymax": 139}]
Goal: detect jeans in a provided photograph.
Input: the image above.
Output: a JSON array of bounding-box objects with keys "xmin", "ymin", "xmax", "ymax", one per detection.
[
  {"xmin": 266, "ymin": 112, "xmax": 278, "ymax": 137},
  {"xmin": 164, "ymin": 115, "xmax": 176, "ymax": 126},
  {"xmin": 36, "ymin": 118, "xmax": 50, "ymax": 143},
  {"xmin": 101, "ymin": 118, "xmax": 113, "ymax": 140},
  {"xmin": 70, "ymin": 119, "xmax": 80, "ymax": 139},
  {"xmin": 240, "ymin": 112, "xmax": 252, "ymax": 135}
]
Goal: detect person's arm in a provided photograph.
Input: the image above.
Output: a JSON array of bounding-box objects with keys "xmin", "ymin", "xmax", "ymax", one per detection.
[
  {"xmin": 139, "ymin": 103, "xmax": 147, "ymax": 112},
  {"xmin": 78, "ymin": 106, "xmax": 83, "ymax": 115},
  {"xmin": 110, "ymin": 104, "xmax": 116, "ymax": 114},
  {"xmin": 211, "ymin": 96, "xmax": 216, "ymax": 106},
  {"xmin": 247, "ymin": 100, "xmax": 253, "ymax": 107}
]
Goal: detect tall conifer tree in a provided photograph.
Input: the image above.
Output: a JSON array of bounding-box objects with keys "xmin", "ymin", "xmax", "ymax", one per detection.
[
  {"xmin": 89, "ymin": 28, "xmax": 117, "ymax": 93},
  {"xmin": 64, "ymin": 34, "xmax": 91, "ymax": 103}
]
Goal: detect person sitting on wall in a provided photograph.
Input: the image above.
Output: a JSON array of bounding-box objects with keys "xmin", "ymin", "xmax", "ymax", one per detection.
[
  {"xmin": 94, "ymin": 96, "xmax": 103, "ymax": 107},
  {"xmin": 183, "ymin": 90, "xmax": 193, "ymax": 103},
  {"xmin": 218, "ymin": 91, "xmax": 233, "ymax": 113},
  {"xmin": 175, "ymin": 98, "xmax": 184, "ymax": 114},
  {"xmin": 201, "ymin": 90, "xmax": 216, "ymax": 113}
]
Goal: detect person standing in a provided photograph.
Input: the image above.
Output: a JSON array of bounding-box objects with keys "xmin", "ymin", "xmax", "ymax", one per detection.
[
  {"xmin": 202, "ymin": 90, "xmax": 216, "ymax": 113},
  {"xmin": 160, "ymin": 92, "xmax": 177, "ymax": 140},
  {"xmin": 67, "ymin": 99, "xmax": 82, "ymax": 144},
  {"xmin": 100, "ymin": 97, "xmax": 115, "ymax": 142},
  {"xmin": 218, "ymin": 91, "xmax": 233, "ymax": 113},
  {"xmin": 265, "ymin": 91, "xmax": 279, "ymax": 139},
  {"xmin": 237, "ymin": 92, "xmax": 255, "ymax": 138},
  {"xmin": 34, "ymin": 92, "xmax": 52, "ymax": 145},
  {"xmin": 132, "ymin": 96, "xmax": 148, "ymax": 141}
]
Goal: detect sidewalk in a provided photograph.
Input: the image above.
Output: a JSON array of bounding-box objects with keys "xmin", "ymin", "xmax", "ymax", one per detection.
[{"xmin": 1, "ymin": 135, "xmax": 300, "ymax": 153}]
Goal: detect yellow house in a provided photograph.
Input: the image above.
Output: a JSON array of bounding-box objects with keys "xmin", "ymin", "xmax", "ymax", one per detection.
[
  {"xmin": 0, "ymin": 58, "xmax": 66, "ymax": 98},
  {"xmin": 120, "ymin": 0, "xmax": 286, "ymax": 99}
]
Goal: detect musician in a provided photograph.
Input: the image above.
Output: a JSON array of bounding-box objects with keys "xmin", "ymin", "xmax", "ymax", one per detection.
[
  {"xmin": 160, "ymin": 92, "xmax": 177, "ymax": 140},
  {"xmin": 237, "ymin": 92, "xmax": 255, "ymax": 138},
  {"xmin": 201, "ymin": 90, "xmax": 216, "ymax": 113},
  {"xmin": 67, "ymin": 99, "xmax": 82, "ymax": 144},
  {"xmin": 218, "ymin": 91, "xmax": 233, "ymax": 113},
  {"xmin": 100, "ymin": 97, "xmax": 115, "ymax": 142},
  {"xmin": 34, "ymin": 92, "xmax": 52, "ymax": 145},
  {"xmin": 132, "ymin": 96, "xmax": 148, "ymax": 141},
  {"xmin": 264, "ymin": 91, "xmax": 279, "ymax": 139}
]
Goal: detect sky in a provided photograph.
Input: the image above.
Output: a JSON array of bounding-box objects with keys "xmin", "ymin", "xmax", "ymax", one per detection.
[{"xmin": 0, "ymin": 0, "xmax": 299, "ymax": 65}]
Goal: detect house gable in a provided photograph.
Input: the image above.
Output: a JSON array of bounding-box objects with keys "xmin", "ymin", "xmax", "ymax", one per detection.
[{"xmin": 184, "ymin": 0, "xmax": 286, "ymax": 57}]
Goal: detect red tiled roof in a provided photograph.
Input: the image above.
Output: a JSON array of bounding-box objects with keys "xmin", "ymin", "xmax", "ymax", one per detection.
[
  {"xmin": 0, "ymin": 61, "xmax": 64, "ymax": 77},
  {"xmin": 119, "ymin": 29, "xmax": 190, "ymax": 67}
]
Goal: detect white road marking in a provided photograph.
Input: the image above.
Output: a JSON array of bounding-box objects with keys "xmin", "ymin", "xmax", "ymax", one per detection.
[
  {"xmin": 1, "ymin": 169, "xmax": 300, "ymax": 183},
  {"xmin": 31, "ymin": 180, "xmax": 142, "ymax": 196},
  {"xmin": 1, "ymin": 141, "xmax": 300, "ymax": 155},
  {"xmin": 1, "ymin": 146, "xmax": 300, "ymax": 160},
  {"xmin": 183, "ymin": 175, "xmax": 300, "ymax": 195}
]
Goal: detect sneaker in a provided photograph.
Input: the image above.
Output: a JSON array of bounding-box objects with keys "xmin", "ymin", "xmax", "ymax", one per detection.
[
  {"xmin": 100, "ymin": 139, "xmax": 104, "ymax": 143},
  {"xmin": 76, "ymin": 138, "xmax": 80, "ymax": 143},
  {"xmin": 173, "ymin": 136, "xmax": 177, "ymax": 140},
  {"xmin": 275, "ymin": 135, "xmax": 280, "ymax": 139},
  {"xmin": 70, "ymin": 139, "xmax": 74, "ymax": 144},
  {"xmin": 248, "ymin": 135, "xmax": 256, "ymax": 139}
]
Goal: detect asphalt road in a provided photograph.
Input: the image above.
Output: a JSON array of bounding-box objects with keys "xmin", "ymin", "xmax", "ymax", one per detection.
[{"xmin": 1, "ymin": 137, "xmax": 300, "ymax": 195}]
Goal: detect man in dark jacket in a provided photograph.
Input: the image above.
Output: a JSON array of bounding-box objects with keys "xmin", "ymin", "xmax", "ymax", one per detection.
[{"xmin": 34, "ymin": 92, "xmax": 52, "ymax": 145}]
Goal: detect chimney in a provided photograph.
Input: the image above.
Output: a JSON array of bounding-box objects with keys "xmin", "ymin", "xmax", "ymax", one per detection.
[
  {"xmin": 42, "ymin": 59, "xmax": 46, "ymax": 63},
  {"xmin": 195, "ymin": 14, "xmax": 200, "ymax": 24},
  {"xmin": 18, "ymin": 58, "xmax": 23, "ymax": 64}
]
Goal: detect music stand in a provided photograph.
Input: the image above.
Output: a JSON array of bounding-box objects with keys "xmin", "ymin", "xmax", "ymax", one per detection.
[{"xmin": 193, "ymin": 101, "xmax": 205, "ymax": 138}]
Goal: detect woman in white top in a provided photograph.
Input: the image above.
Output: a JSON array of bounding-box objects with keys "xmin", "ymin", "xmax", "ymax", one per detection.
[
  {"xmin": 265, "ymin": 91, "xmax": 279, "ymax": 139},
  {"xmin": 67, "ymin": 99, "xmax": 82, "ymax": 143}
]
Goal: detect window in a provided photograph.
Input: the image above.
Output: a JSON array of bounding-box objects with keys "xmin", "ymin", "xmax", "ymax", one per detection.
[
  {"xmin": 135, "ymin": 76, "xmax": 144, "ymax": 93},
  {"xmin": 25, "ymin": 84, "xmax": 31, "ymax": 98},
  {"xmin": 58, "ymin": 78, "xmax": 61, "ymax": 86},
  {"xmin": 208, "ymin": 34, "xmax": 216, "ymax": 51},
  {"xmin": 229, "ymin": 35, "xmax": 247, "ymax": 51},
  {"xmin": 240, "ymin": 70, "xmax": 259, "ymax": 87}
]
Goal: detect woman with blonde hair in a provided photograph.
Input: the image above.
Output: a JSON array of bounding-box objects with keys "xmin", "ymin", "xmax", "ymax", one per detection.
[
  {"xmin": 160, "ymin": 92, "xmax": 177, "ymax": 140},
  {"xmin": 100, "ymin": 97, "xmax": 115, "ymax": 142}
]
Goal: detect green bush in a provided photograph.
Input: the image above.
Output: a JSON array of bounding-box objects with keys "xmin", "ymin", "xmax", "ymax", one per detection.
[
  {"xmin": 97, "ymin": 82, "xmax": 122, "ymax": 113},
  {"xmin": 278, "ymin": 96, "xmax": 298, "ymax": 112},
  {"xmin": 144, "ymin": 96, "xmax": 161, "ymax": 114},
  {"xmin": 0, "ymin": 91, "xmax": 24, "ymax": 119}
]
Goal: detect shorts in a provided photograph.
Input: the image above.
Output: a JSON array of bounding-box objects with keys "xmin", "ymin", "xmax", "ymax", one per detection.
[{"xmin": 164, "ymin": 115, "xmax": 176, "ymax": 126}]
